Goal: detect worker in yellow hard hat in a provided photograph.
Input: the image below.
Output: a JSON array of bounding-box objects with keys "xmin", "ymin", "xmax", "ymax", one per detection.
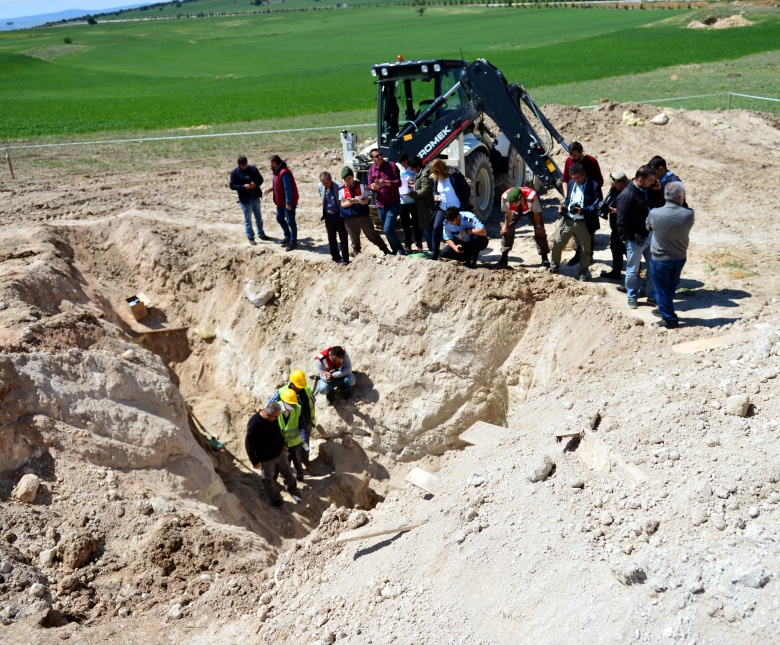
[{"xmin": 269, "ymin": 369, "xmax": 316, "ymax": 479}]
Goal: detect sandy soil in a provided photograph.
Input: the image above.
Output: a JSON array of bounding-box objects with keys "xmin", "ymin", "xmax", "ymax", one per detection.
[{"xmin": 1, "ymin": 104, "xmax": 779, "ymax": 643}]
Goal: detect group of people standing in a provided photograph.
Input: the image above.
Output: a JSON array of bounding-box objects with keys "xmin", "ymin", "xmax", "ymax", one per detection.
[
  {"xmin": 244, "ymin": 346, "xmax": 355, "ymax": 507},
  {"xmin": 230, "ymin": 144, "xmax": 694, "ymax": 328}
]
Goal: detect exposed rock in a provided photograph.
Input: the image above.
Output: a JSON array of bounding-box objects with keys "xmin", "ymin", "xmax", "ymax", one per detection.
[
  {"xmin": 735, "ymin": 568, "xmax": 771, "ymax": 589},
  {"xmin": 528, "ymin": 455, "xmax": 554, "ymax": 483},
  {"xmin": 725, "ymin": 394, "xmax": 751, "ymax": 417},
  {"xmin": 12, "ymin": 474, "xmax": 40, "ymax": 504},
  {"xmin": 59, "ymin": 533, "xmax": 98, "ymax": 569}
]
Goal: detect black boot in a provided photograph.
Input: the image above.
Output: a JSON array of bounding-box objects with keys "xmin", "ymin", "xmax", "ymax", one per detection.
[
  {"xmin": 541, "ymin": 254, "xmax": 550, "ymax": 268},
  {"xmin": 495, "ymin": 251, "xmax": 509, "ymax": 268}
]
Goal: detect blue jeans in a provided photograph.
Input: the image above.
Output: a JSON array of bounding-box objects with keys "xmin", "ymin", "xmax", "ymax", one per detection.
[
  {"xmin": 377, "ymin": 203, "xmax": 402, "ymax": 254},
  {"xmin": 240, "ymin": 198, "xmax": 264, "ymax": 239},
  {"xmin": 276, "ymin": 205, "xmax": 297, "ymax": 244},
  {"xmin": 426, "ymin": 207, "xmax": 447, "ymax": 259},
  {"xmin": 651, "ymin": 257, "xmax": 685, "ymax": 324},
  {"xmin": 316, "ymin": 373, "xmax": 357, "ymax": 396},
  {"xmin": 625, "ymin": 235, "xmax": 654, "ymax": 300}
]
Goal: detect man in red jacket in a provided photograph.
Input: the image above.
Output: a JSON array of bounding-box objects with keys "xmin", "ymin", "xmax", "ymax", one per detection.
[
  {"xmin": 265, "ymin": 155, "xmax": 299, "ymax": 252},
  {"xmin": 561, "ymin": 142, "xmax": 603, "ymax": 267}
]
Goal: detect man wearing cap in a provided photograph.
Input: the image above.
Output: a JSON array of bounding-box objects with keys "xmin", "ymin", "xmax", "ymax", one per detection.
[
  {"xmin": 269, "ymin": 369, "xmax": 316, "ymax": 467},
  {"xmin": 549, "ymin": 163, "xmax": 602, "ymax": 281},
  {"xmin": 277, "ymin": 388, "xmax": 307, "ymax": 481},
  {"xmin": 646, "ymin": 181, "xmax": 694, "ymax": 329},
  {"xmin": 339, "ymin": 167, "xmax": 392, "ymax": 257},
  {"xmin": 318, "ymin": 171, "xmax": 349, "ymax": 265},
  {"xmin": 229, "ymin": 156, "xmax": 269, "ymax": 245},
  {"xmin": 245, "ymin": 402, "xmax": 301, "ymax": 506},
  {"xmin": 497, "ymin": 186, "xmax": 550, "ymax": 269},
  {"xmin": 598, "ymin": 171, "xmax": 630, "ymax": 281},
  {"xmin": 314, "ymin": 345, "xmax": 356, "ymax": 403}
]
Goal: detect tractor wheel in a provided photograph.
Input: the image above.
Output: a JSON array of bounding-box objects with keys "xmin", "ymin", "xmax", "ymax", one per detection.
[{"xmin": 465, "ymin": 151, "xmax": 494, "ymax": 221}]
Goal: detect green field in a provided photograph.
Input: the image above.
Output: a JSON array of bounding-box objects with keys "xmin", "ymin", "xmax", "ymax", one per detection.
[{"xmin": 1, "ymin": 5, "xmax": 778, "ymax": 140}]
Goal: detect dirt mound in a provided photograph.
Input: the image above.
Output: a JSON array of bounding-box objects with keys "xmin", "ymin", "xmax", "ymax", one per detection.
[
  {"xmin": 688, "ymin": 15, "xmax": 754, "ymax": 29},
  {"xmin": 1, "ymin": 104, "xmax": 779, "ymax": 642}
]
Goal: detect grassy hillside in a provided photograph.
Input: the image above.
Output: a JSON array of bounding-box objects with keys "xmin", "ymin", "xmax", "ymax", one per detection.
[{"xmin": 1, "ymin": 6, "xmax": 778, "ymax": 139}]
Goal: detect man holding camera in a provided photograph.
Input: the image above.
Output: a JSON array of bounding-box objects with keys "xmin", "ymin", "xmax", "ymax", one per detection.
[{"xmin": 548, "ymin": 163, "xmax": 602, "ymax": 281}]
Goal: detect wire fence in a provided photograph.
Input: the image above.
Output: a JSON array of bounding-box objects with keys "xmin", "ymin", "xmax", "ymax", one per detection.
[{"xmin": 3, "ymin": 91, "xmax": 778, "ymax": 179}]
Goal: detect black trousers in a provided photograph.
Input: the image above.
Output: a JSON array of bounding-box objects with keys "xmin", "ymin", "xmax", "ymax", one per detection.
[
  {"xmin": 440, "ymin": 236, "xmax": 489, "ymax": 264},
  {"xmin": 608, "ymin": 213, "xmax": 626, "ymax": 273},
  {"xmin": 324, "ymin": 211, "xmax": 348, "ymax": 262},
  {"xmin": 400, "ymin": 203, "xmax": 423, "ymax": 249}
]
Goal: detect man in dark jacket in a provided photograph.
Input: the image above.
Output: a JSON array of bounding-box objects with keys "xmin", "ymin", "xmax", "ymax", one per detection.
[
  {"xmin": 616, "ymin": 165, "xmax": 665, "ymax": 309},
  {"xmin": 562, "ymin": 142, "xmax": 604, "ymax": 266},
  {"xmin": 548, "ymin": 163, "xmax": 602, "ymax": 281},
  {"xmin": 245, "ymin": 402, "xmax": 300, "ymax": 506},
  {"xmin": 598, "ymin": 170, "xmax": 630, "ymax": 281},
  {"xmin": 407, "ymin": 157, "xmax": 436, "ymax": 253},
  {"xmin": 318, "ymin": 171, "xmax": 349, "ymax": 265},
  {"xmin": 265, "ymin": 155, "xmax": 299, "ymax": 252},
  {"xmin": 229, "ymin": 156, "xmax": 269, "ymax": 245}
]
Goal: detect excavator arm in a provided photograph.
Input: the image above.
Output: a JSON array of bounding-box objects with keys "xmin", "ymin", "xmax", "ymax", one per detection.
[{"xmin": 387, "ymin": 59, "xmax": 566, "ymax": 194}]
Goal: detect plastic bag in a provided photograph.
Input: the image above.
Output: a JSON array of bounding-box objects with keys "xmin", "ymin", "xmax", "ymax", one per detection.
[{"xmin": 244, "ymin": 279, "xmax": 273, "ymax": 307}]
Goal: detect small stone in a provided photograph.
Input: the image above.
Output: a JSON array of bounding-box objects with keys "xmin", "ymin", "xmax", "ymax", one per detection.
[
  {"xmin": 600, "ymin": 512, "xmax": 614, "ymax": 526},
  {"xmin": 668, "ymin": 450, "xmax": 680, "ymax": 461},
  {"xmin": 28, "ymin": 583, "xmax": 46, "ymax": 598},
  {"xmin": 725, "ymin": 394, "xmax": 751, "ymax": 417},
  {"xmin": 150, "ymin": 497, "xmax": 176, "ymax": 514},
  {"xmin": 611, "ymin": 564, "xmax": 646, "ymax": 585},
  {"xmin": 464, "ymin": 507, "xmax": 478, "ymax": 522},
  {"xmin": 12, "ymin": 473, "xmax": 40, "ymax": 503},
  {"xmin": 257, "ymin": 606, "xmax": 269, "ymax": 622},
  {"xmin": 715, "ymin": 487, "xmax": 730, "ymax": 500},
  {"xmin": 769, "ymin": 492, "xmax": 780, "ymax": 504},
  {"xmin": 136, "ymin": 500, "xmax": 154, "ymax": 515},
  {"xmin": 0, "ymin": 561, "xmax": 12, "ymax": 574},
  {"xmin": 168, "ymin": 604, "xmax": 184, "ymax": 620},
  {"xmin": 60, "ymin": 533, "xmax": 98, "ymax": 569},
  {"xmin": 569, "ymin": 479, "xmax": 585, "ymax": 489},
  {"xmin": 642, "ymin": 518, "xmax": 660, "ymax": 535},
  {"xmin": 527, "ymin": 455, "xmax": 554, "ymax": 483},
  {"xmin": 57, "ymin": 574, "xmax": 81, "ymax": 596},
  {"xmin": 316, "ymin": 613, "xmax": 329, "ymax": 628},
  {"xmin": 621, "ymin": 543, "xmax": 634, "ymax": 555},
  {"xmin": 347, "ymin": 510, "xmax": 368, "ymax": 530},
  {"xmin": 711, "ymin": 515, "xmax": 727, "ymax": 531},
  {"xmin": 453, "ymin": 531, "xmax": 466, "ymax": 545},
  {"xmin": 121, "ymin": 349, "xmax": 137, "ymax": 361},
  {"xmin": 705, "ymin": 436, "xmax": 721, "ymax": 447},
  {"xmin": 39, "ymin": 548, "xmax": 57, "ymax": 567},
  {"xmin": 711, "ymin": 401, "xmax": 722, "ymax": 410},
  {"xmin": 735, "ymin": 568, "xmax": 770, "ymax": 589},
  {"xmin": 21, "ymin": 329, "xmax": 35, "ymax": 342},
  {"xmin": 748, "ymin": 506, "xmax": 759, "ymax": 518},
  {"xmin": 259, "ymin": 592, "xmax": 273, "ymax": 605},
  {"xmin": 691, "ymin": 507, "xmax": 708, "ymax": 526}
]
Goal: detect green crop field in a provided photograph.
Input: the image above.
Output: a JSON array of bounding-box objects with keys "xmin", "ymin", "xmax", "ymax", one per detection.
[{"xmin": 0, "ymin": 4, "xmax": 778, "ymax": 140}]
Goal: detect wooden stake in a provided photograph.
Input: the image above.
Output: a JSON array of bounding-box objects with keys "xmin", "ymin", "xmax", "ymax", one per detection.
[{"xmin": 5, "ymin": 148, "xmax": 14, "ymax": 179}]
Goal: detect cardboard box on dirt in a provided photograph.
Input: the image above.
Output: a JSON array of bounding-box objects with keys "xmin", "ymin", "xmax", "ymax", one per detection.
[{"xmin": 126, "ymin": 293, "xmax": 152, "ymax": 321}]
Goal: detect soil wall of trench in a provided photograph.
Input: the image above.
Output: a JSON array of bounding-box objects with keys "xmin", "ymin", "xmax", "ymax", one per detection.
[{"xmin": 0, "ymin": 214, "xmax": 636, "ymax": 633}]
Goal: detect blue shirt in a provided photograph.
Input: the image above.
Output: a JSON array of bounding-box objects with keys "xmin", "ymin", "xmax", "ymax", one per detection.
[{"xmin": 443, "ymin": 211, "xmax": 483, "ymax": 243}]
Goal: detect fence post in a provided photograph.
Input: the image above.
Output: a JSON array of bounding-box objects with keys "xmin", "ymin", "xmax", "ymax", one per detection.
[
  {"xmin": 727, "ymin": 92, "xmax": 732, "ymax": 111},
  {"xmin": 5, "ymin": 148, "xmax": 14, "ymax": 179}
]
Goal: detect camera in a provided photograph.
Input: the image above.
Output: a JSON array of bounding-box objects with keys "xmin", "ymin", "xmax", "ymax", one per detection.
[{"xmin": 568, "ymin": 204, "xmax": 580, "ymax": 215}]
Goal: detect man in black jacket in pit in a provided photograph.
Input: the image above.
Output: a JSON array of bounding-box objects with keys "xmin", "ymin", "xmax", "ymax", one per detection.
[{"xmin": 245, "ymin": 402, "xmax": 300, "ymax": 506}]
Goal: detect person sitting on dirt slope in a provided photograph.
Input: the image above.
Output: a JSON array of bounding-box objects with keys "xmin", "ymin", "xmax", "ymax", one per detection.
[
  {"xmin": 646, "ymin": 181, "xmax": 694, "ymax": 330},
  {"xmin": 264, "ymin": 154, "xmax": 299, "ymax": 253},
  {"xmin": 314, "ymin": 345, "xmax": 356, "ymax": 403},
  {"xmin": 441, "ymin": 207, "xmax": 489, "ymax": 269},
  {"xmin": 497, "ymin": 186, "xmax": 550, "ymax": 269},
  {"xmin": 549, "ymin": 162, "xmax": 602, "ymax": 282},
  {"xmin": 318, "ymin": 171, "xmax": 349, "ymax": 265},
  {"xmin": 339, "ymin": 167, "xmax": 392, "ymax": 257},
  {"xmin": 245, "ymin": 402, "xmax": 300, "ymax": 506},
  {"xmin": 269, "ymin": 370, "xmax": 316, "ymax": 467},
  {"xmin": 276, "ymin": 388, "xmax": 307, "ymax": 482},
  {"xmin": 561, "ymin": 141, "xmax": 604, "ymax": 267},
  {"xmin": 229, "ymin": 155, "xmax": 269, "ymax": 245},
  {"xmin": 616, "ymin": 164, "xmax": 665, "ymax": 309},
  {"xmin": 598, "ymin": 170, "xmax": 630, "ymax": 282}
]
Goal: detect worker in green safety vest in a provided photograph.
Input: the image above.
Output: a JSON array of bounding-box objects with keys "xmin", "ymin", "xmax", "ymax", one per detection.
[
  {"xmin": 270, "ymin": 369, "xmax": 317, "ymax": 472},
  {"xmin": 277, "ymin": 388, "xmax": 306, "ymax": 482}
]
